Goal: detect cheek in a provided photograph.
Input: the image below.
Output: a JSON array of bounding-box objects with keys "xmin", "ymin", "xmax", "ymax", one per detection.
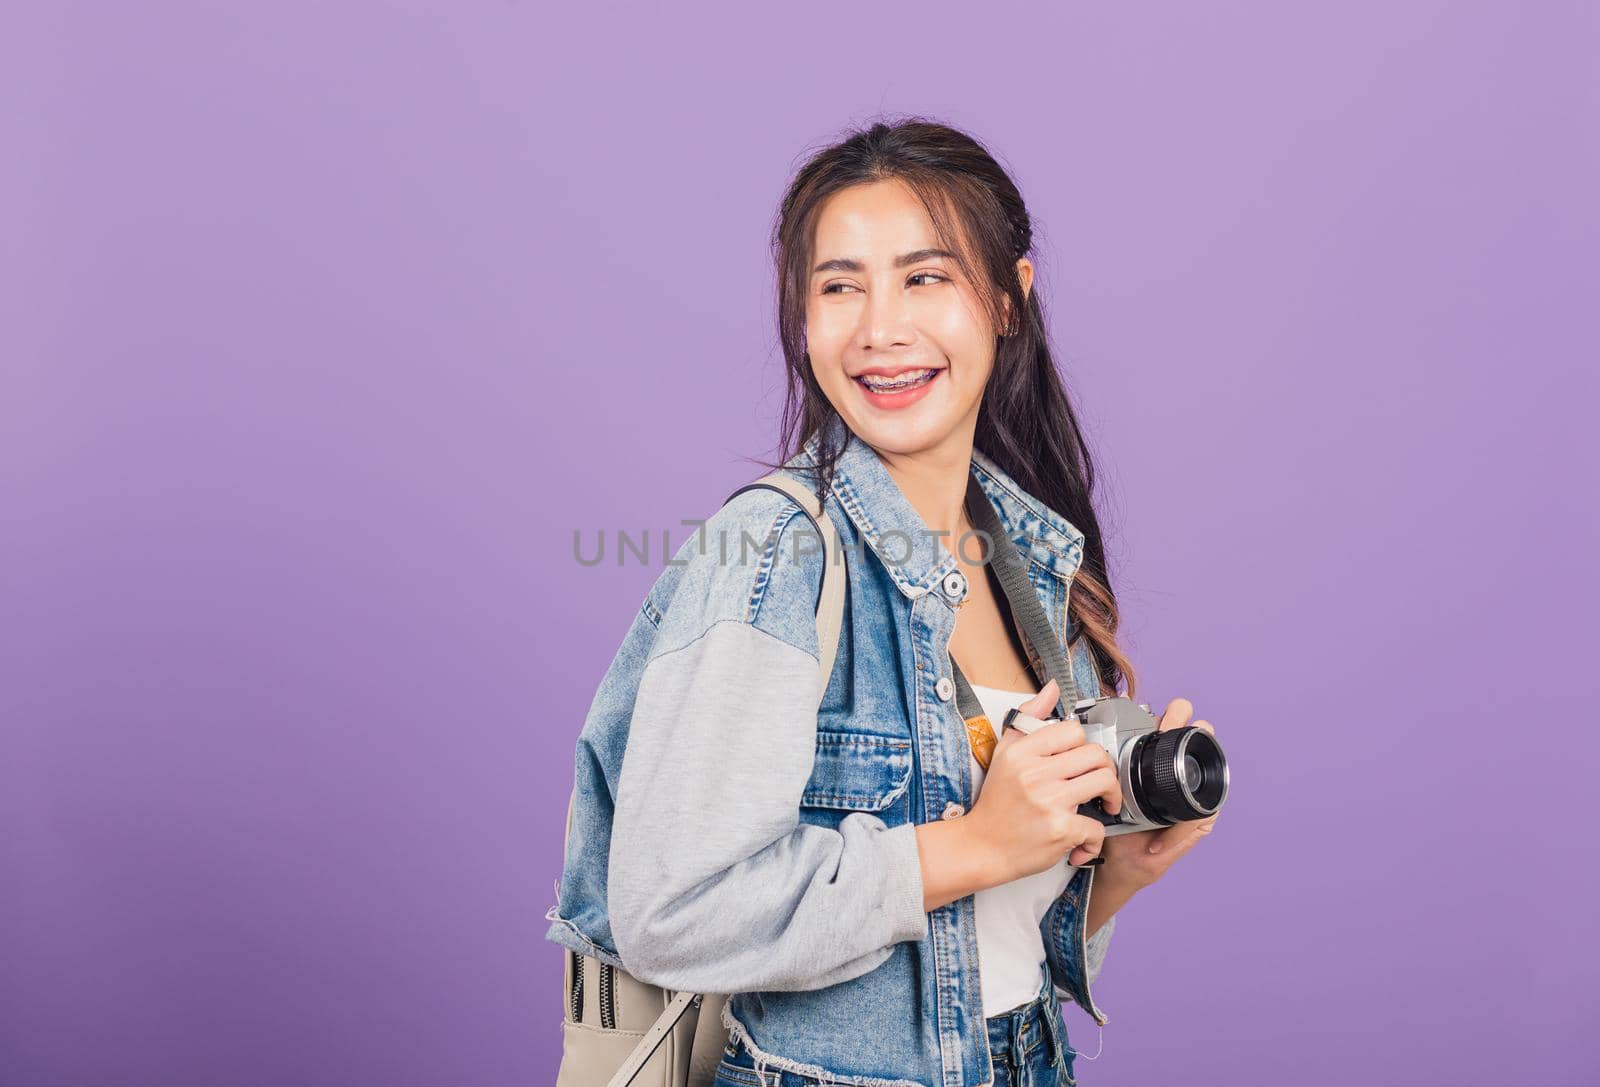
[
  {"xmin": 941, "ymin": 332, "xmax": 996, "ymax": 391},
  {"xmin": 926, "ymin": 303, "xmax": 997, "ymax": 364},
  {"xmin": 804, "ymin": 304, "xmax": 844, "ymax": 348}
]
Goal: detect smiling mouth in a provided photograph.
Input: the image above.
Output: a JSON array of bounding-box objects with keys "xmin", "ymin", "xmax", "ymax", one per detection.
[{"xmin": 854, "ymin": 368, "xmax": 941, "ymax": 392}]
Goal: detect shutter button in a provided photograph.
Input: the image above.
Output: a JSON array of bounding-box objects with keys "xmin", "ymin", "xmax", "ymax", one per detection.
[
  {"xmin": 941, "ymin": 801, "xmax": 965, "ymax": 820},
  {"xmin": 934, "ymin": 676, "xmax": 955, "ymax": 701}
]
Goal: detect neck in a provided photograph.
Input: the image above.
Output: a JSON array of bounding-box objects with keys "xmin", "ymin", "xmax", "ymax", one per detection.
[{"xmin": 875, "ymin": 425, "xmax": 976, "ymax": 555}]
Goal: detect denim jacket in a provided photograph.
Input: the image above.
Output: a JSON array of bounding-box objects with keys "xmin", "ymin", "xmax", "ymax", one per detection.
[{"xmin": 546, "ymin": 414, "xmax": 1113, "ymax": 1087}]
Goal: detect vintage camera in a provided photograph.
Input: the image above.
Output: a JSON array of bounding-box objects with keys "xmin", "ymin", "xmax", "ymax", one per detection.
[{"xmin": 1008, "ymin": 695, "xmax": 1230, "ymax": 837}]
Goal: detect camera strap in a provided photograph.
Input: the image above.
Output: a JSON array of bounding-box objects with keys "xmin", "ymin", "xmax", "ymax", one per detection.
[{"xmin": 947, "ymin": 471, "xmax": 1083, "ymax": 767}]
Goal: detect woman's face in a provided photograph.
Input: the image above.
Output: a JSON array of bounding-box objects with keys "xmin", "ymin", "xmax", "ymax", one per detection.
[{"xmin": 805, "ymin": 179, "xmax": 1029, "ymax": 460}]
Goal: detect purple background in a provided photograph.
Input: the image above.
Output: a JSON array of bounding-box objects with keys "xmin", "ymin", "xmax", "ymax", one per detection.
[{"xmin": 3, "ymin": 2, "xmax": 1595, "ymax": 1084}]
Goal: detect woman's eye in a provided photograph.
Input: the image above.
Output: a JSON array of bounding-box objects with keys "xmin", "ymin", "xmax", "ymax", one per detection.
[{"xmin": 820, "ymin": 274, "xmax": 946, "ymax": 295}]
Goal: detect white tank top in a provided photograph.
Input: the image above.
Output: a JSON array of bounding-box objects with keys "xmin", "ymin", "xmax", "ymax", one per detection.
[{"xmin": 965, "ymin": 682, "xmax": 1075, "ymax": 1018}]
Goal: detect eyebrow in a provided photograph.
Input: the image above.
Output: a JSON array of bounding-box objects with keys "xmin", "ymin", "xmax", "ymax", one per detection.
[{"xmin": 811, "ymin": 248, "xmax": 958, "ymax": 275}]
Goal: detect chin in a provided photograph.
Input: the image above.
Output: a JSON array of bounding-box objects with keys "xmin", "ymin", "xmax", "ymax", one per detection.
[
  {"xmin": 842, "ymin": 409, "xmax": 965, "ymax": 459},
  {"xmin": 821, "ymin": 367, "xmax": 980, "ymax": 459}
]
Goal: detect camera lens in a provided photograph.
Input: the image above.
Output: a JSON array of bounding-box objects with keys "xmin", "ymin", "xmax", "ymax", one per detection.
[
  {"xmin": 1129, "ymin": 726, "xmax": 1229, "ymax": 824},
  {"xmin": 1183, "ymin": 752, "xmax": 1202, "ymax": 786}
]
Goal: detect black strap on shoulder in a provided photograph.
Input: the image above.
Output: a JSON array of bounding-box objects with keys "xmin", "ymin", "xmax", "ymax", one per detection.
[{"xmin": 722, "ymin": 478, "xmax": 832, "ymax": 618}]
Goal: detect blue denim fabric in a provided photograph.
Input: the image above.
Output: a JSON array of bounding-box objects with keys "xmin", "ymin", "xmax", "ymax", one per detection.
[
  {"xmin": 546, "ymin": 413, "xmax": 1111, "ymax": 1087},
  {"xmin": 714, "ymin": 964, "xmax": 1079, "ymax": 1087}
]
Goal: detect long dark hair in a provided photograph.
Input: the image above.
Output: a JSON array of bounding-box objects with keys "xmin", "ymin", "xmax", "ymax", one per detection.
[{"xmin": 751, "ymin": 115, "xmax": 1137, "ymax": 700}]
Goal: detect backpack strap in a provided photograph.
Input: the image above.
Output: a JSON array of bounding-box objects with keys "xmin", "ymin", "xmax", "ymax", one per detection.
[
  {"xmin": 565, "ymin": 472, "xmax": 850, "ymax": 1087},
  {"xmin": 563, "ymin": 471, "xmax": 847, "ymax": 873},
  {"xmin": 721, "ymin": 471, "xmax": 847, "ymax": 700}
]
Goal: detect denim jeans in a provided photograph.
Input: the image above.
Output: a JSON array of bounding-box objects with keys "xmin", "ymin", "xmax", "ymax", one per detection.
[{"xmin": 713, "ymin": 966, "xmax": 1079, "ymax": 1087}]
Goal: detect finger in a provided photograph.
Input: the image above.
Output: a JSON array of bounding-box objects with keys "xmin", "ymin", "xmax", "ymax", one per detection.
[
  {"xmin": 1146, "ymin": 824, "xmax": 1183, "ymax": 855},
  {"xmin": 1000, "ymin": 680, "xmax": 1059, "ymax": 738},
  {"xmin": 1062, "ymin": 765, "xmax": 1122, "ymax": 814},
  {"xmin": 1000, "ymin": 709, "xmax": 1053, "ymax": 738},
  {"xmin": 1191, "ymin": 718, "xmax": 1215, "ymax": 736},
  {"xmin": 1017, "ymin": 679, "xmax": 1058, "ymax": 719},
  {"xmin": 1015, "ymin": 716, "xmax": 1088, "ymax": 753},
  {"xmin": 1045, "ymin": 743, "xmax": 1116, "ymax": 778},
  {"xmin": 1044, "ymin": 746, "xmax": 1121, "ymax": 813},
  {"xmin": 1067, "ymin": 817, "xmax": 1107, "ymax": 867},
  {"xmin": 1159, "ymin": 697, "xmax": 1194, "ymax": 731},
  {"xmin": 1168, "ymin": 819, "xmax": 1217, "ymax": 860},
  {"xmin": 1149, "ymin": 815, "xmax": 1217, "ymax": 855}
]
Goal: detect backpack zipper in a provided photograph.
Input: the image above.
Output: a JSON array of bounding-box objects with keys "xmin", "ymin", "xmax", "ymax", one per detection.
[
  {"xmin": 599, "ymin": 961, "xmax": 617, "ymax": 1028},
  {"xmin": 569, "ymin": 953, "xmax": 619, "ymax": 1028},
  {"xmin": 568, "ymin": 951, "xmax": 584, "ymax": 1023}
]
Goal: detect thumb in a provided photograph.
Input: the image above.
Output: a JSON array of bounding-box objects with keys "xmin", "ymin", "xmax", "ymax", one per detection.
[
  {"xmin": 1002, "ymin": 679, "xmax": 1060, "ymax": 740},
  {"xmin": 1017, "ymin": 678, "xmax": 1059, "ymax": 720}
]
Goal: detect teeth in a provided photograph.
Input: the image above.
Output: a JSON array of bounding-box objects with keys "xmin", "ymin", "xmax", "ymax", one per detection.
[{"xmin": 861, "ymin": 369, "xmax": 935, "ymax": 389}]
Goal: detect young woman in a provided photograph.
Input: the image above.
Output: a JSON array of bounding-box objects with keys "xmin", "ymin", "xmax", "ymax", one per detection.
[{"xmin": 546, "ymin": 118, "xmax": 1221, "ymax": 1087}]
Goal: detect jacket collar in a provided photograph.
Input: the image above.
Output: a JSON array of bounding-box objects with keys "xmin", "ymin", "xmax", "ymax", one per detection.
[{"xmin": 785, "ymin": 415, "xmax": 1086, "ymax": 600}]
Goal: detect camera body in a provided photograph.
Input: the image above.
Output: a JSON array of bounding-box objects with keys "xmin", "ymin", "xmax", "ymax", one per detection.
[{"xmin": 1053, "ymin": 695, "xmax": 1231, "ymax": 837}]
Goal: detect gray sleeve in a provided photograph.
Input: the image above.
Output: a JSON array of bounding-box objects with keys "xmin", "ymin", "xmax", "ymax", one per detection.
[
  {"xmin": 1086, "ymin": 914, "xmax": 1115, "ymax": 987},
  {"xmin": 608, "ymin": 618, "xmax": 929, "ymax": 994}
]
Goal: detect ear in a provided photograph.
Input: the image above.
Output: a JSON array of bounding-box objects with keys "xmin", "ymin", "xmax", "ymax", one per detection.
[{"xmin": 1000, "ymin": 259, "xmax": 1035, "ymax": 336}]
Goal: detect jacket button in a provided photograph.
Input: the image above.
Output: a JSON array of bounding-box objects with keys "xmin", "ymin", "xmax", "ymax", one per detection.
[
  {"xmin": 942, "ymin": 571, "xmax": 967, "ymax": 601},
  {"xmin": 934, "ymin": 676, "xmax": 954, "ymax": 701},
  {"xmin": 941, "ymin": 802, "xmax": 965, "ymax": 820}
]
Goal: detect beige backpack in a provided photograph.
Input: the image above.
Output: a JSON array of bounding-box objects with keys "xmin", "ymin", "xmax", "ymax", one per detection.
[{"xmin": 555, "ymin": 471, "xmax": 848, "ymax": 1087}]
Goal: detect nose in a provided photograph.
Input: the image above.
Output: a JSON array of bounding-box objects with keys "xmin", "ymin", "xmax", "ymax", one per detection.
[{"xmin": 858, "ymin": 283, "xmax": 915, "ymax": 351}]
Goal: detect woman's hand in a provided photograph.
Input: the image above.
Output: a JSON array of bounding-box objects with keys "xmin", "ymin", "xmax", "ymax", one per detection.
[
  {"xmin": 966, "ymin": 679, "xmax": 1126, "ymax": 880},
  {"xmin": 1097, "ymin": 697, "xmax": 1221, "ymax": 891}
]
